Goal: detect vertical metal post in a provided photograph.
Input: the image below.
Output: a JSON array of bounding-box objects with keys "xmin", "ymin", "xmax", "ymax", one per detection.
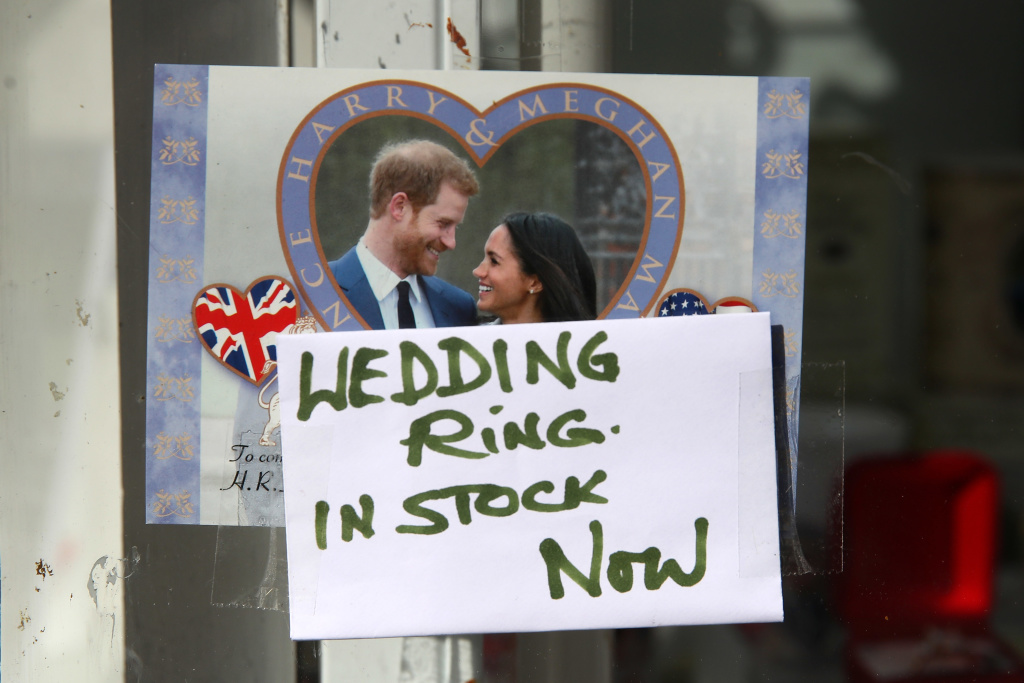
[{"xmin": 111, "ymin": 2, "xmax": 299, "ymax": 681}]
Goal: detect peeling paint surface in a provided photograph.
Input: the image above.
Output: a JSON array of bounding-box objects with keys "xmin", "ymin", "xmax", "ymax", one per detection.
[
  {"xmin": 87, "ymin": 551, "xmax": 137, "ymax": 644},
  {"xmin": 318, "ymin": 0, "xmax": 479, "ymax": 70},
  {"xmin": 35, "ymin": 559, "xmax": 54, "ymax": 580},
  {"xmin": 48, "ymin": 382, "xmax": 66, "ymax": 401},
  {"xmin": 75, "ymin": 298, "xmax": 91, "ymax": 326},
  {"xmin": 446, "ymin": 17, "xmax": 471, "ymax": 57}
]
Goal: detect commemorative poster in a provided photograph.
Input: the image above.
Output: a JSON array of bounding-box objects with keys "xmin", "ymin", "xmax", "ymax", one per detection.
[{"xmin": 144, "ymin": 65, "xmax": 809, "ymax": 536}]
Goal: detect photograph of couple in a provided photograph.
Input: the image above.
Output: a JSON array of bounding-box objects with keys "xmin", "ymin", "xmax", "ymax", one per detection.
[{"xmin": 315, "ymin": 115, "xmax": 648, "ymax": 331}]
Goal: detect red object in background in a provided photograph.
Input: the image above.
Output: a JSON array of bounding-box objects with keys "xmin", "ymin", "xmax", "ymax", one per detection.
[
  {"xmin": 483, "ymin": 634, "xmax": 517, "ymax": 683},
  {"xmin": 837, "ymin": 450, "xmax": 1024, "ymax": 682}
]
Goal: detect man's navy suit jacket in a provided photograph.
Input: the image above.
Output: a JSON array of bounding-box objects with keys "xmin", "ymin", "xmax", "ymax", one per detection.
[{"xmin": 328, "ymin": 247, "xmax": 477, "ymax": 330}]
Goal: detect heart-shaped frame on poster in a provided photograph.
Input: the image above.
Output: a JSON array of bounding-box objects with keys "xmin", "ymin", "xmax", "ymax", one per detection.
[{"xmin": 277, "ymin": 81, "xmax": 685, "ymax": 330}]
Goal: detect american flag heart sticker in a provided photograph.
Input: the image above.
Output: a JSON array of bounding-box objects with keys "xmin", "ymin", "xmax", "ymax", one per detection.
[
  {"xmin": 192, "ymin": 277, "xmax": 300, "ymax": 385},
  {"xmin": 655, "ymin": 289, "xmax": 756, "ymax": 317}
]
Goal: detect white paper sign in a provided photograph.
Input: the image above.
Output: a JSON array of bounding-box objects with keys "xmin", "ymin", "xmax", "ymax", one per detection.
[{"xmin": 278, "ymin": 313, "xmax": 781, "ymax": 639}]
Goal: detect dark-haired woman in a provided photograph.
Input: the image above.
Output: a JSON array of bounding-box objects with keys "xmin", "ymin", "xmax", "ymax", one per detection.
[
  {"xmin": 472, "ymin": 214, "xmax": 602, "ymax": 672},
  {"xmin": 473, "ymin": 212, "xmax": 596, "ymax": 324}
]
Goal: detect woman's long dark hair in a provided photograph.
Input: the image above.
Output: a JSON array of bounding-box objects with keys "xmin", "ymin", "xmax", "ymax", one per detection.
[{"xmin": 502, "ymin": 212, "xmax": 597, "ymax": 322}]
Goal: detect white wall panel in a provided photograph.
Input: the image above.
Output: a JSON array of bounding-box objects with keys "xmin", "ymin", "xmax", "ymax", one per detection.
[{"xmin": 1, "ymin": 1, "xmax": 123, "ymax": 680}]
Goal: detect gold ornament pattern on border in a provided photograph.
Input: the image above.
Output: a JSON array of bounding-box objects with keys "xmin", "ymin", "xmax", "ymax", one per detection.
[
  {"xmin": 153, "ymin": 432, "xmax": 196, "ymax": 461},
  {"xmin": 155, "ymin": 255, "xmax": 197, "ymax": 283},
  {"xmin": 785, "ymin": 387, "xmax": 797, "ymax": 414},
  {"xmin": 152, "ymin": 490, "xmax": 195, "ymax": 518},
  {"xmin": 153, "ymin": 373, "xmax": 195, "ymax": 402},
  {"xmin": 784, "ymin": 330, "xmax": 799, "ymax": 357},
  {"xmin": 764, "ymin": 89, "xmax": 806, "ymax": 120},
  {"xmin": 760, "ymin": 209, "xmax": 803, "ymax": 239},
  {"xmin": 154, "ymin": 315, "xmax": 195, "ymax": 343},
  {"xmin": 160, "ymin": 77, "xmax": 203, "ymax": 107},
  {"xmin": 758, "ymin": 269, "xmax": 801, "ymax": 298},
  {"xmin": 762, "ymin": 150, "xmax": 805, "ymax": 180},
  {"xmin": 158, "ymin": 137, "xmax": 202, "ymax": 166},
  {"xmin": 158, "ymin": 196, "xmax": 200, "ymax": 225}
]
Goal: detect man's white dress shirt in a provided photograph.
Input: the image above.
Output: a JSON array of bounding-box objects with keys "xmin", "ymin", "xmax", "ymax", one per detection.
[{"xmin": 357, "ymin": 239, "xmax": 436, "ymax": 330}]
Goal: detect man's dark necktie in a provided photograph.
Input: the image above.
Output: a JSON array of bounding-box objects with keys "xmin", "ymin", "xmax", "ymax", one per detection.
[{"xmin": 396, "ymin": 280, "xmax": 416, "ymax": 329}]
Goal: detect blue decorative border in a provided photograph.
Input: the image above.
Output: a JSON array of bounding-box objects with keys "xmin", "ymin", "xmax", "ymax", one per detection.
[
  {"xmin": 277, "ymin": 81, "xmax": 684, "ymax": 329},
  {"xmin": 753, "ymin": 76, "xmax": 810, "ymax": 500},
  {"xmin": 145, "ymin": 64, "xmax": 209, "ymax": 524}
]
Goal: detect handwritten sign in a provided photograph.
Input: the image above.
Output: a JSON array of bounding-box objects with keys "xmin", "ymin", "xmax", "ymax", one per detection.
[{"xmin": 278, "ymin": 314, "xmax": 781, "ymax": 638}]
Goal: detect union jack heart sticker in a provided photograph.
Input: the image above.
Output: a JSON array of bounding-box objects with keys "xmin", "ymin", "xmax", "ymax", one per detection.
[{"xmin": 192, "ymin": 276, "xmax": 300, "ymax": 385}]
